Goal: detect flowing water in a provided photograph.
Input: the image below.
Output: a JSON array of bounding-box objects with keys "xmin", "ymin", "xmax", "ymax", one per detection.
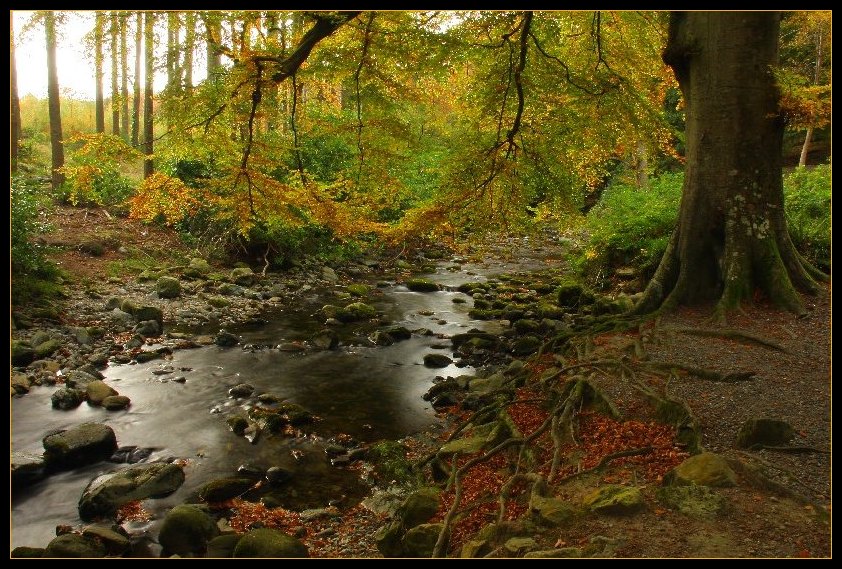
[{"xmin": 11, "ymin": 239, "xmax": 558, "ymax": 551}]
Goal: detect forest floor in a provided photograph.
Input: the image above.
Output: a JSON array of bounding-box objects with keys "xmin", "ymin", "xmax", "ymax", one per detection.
[{"xmin": 11, "ymin": 205, "xmax": 831, "ymax": 558}]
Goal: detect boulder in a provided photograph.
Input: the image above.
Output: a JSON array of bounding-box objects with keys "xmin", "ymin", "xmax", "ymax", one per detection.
[
  {"xmin": 11, "ymin": 372, "xmax": 32, "ymax": 394},
  {"xmin": 370, "ymin": 330, "xmax": 394, "ymax": 346},
  {"xmin": 266, "ymin": 466, "xmax": 293, "ymax": 486},
  {"xmin": 227, "ymin": 416, "xmax": 249, "ymax": 435},
  {"xmin": 11, "ymin": 341, "xmax": 36, "ymax": 366},
  {"xmin": 134, "ymin": 319, "xmax": 161, "ymax": 338},
  {"xmin": 81, "ymin": 524, "xmax": 131, "ymax": 555},
  {"xmin": 51, "ymin": 387, "xmax": 84, "ymax": 410},
  {"xmin": 736, "ymin": 418, "xmax": 795, "ymax": 449},
  {"xmin": 406, "ymin": 279, "xmax": 440, "ymax": 292},
  {"xmin": 206, "ymin": 534, "xmax": 243, "ymax": 558},
  {"xmin": 512, "ymin": 336, "xmax": 541, "ymax": 356},
  {"xmin": 438, "ymin": 437, "xmax": 486, "ymax": 456},
  {"xmin": 103, "ymin": 395, "xmax": 131, "ymax": 411},
  {"xmin": 135, "ymin": 306, "xmax": 164, "ymax": 326},
  {"xmin": 34, "ymin": 338, "xmax": 62, "ymax": 359},
  {"xmin": 310, "ymin": 329, "xmax": 339, "ymax": 350},
  {"xmin": 231, "ymin": 267, "xmax": 255, "ymax": 286},
  {"xmin": 78, "ymin": 462, "xmax": 185, "ymax": 520},
  {"xmin": 158, "ymin": 504, "xmax": 220, "ymax": 556},
  {"xmin": 401, "ymin": 523, "xmax": 443, "ymax": 557},
  {"xmin": 186, "ymin": 258, "xmax": 212, "ymax": 277},
  {"xmin": 656, "ymin": 484, "xmax": 728, "ymax": 518},
  {"xmin": 335, "ymin": 302, "xmax": 377, "ymax": 323},
  {"xmin": 375, "ymin": 521, "xmax": 404, "ymax": 557},
  {"xmin": 199, "ymin": 477, "xmax": 254, "ymax": 502},
  {"xmin": 10, "ymin": 546, "xmax": 46, "ymax": 558},
  {"xmin": 44, "ymin": 533, "xmax": 106, "ymax": 558},
  {"xmin": 233, "ymin": 528, "xmax": 309, "ymax": 558},
  {"xmin": 217, "ymin": 283, "xmax": 245, "ymax": 296},
  {"xmin": 386, "ymin": 326, "xmax": 412, "ymax": 341},
  {"xmin": 346, "ymin": 284, "xmax": 370, "ymax": 297},
  {"xmin": 583, "ymin": 485, "xmax": 644, "ymax": 515},
  {"xmin": 215, "ymin": 330, "xmax": 239, "ymax": 347},
  {"xmin": 530, "ymin": 495, "xmax": 578, "ymax": 526},
  {"xmin": 397, "ymin": 487, "xmax": 440, "ymax": 529},
  {"xmin": 11, "ymin": 451, "xmax": 46, "ymax": 487},
  {"xmin": 43, "ymin": 423, "xmax": 118, "ymax": 469},
  {"xmin": 663, "ymin": 452, "xmax": 737, "ymax": 488},
  {"xmin": 64, "ymin": 369, "xmax": 99, "ymax": 389},
  {"xmin": 86, "ymin": 380, "xmax": 118, "ymax": 406},
  {"xmin": 423, "ymin": 353, "xmax": 452, "ymax": 368},
  {"xmin": 321, "ymin": 266, "xmax": 339, "ymax": 283},
  {"xmin": 228, "ymin": 383, "xmax": 255, "ymax": 398}
]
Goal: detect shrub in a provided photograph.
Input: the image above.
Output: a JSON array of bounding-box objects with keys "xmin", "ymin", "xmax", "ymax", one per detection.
[
  {"xmin": 783, "ymin": 164, "xmax": 831, "ymax": 270},
  {"xmin": 11, "ymin": 177, "xmax": 62, "ymax": 304},
  {"xmin": 59, "ymin": 133, "xmax": 140, "ymax": 209}
]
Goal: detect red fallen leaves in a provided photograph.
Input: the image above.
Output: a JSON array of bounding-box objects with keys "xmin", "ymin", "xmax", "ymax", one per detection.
[
  {"xmin": 116, "ymin": 500, "xmax": 151, "ymax": 523},
  {"xmin": 216, "ymin": 498, "xmax": 302, "ymax": 534}
]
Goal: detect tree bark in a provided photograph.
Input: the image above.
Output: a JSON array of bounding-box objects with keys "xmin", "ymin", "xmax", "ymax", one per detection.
[
  {"xmin": 45, "ymin": 11, "xmax": 65, "ymax": 189},
  {"xmin": 143, "ymin": 11, "xmax": 154, "ymax": 178},
  {"xmin": 120, "ymin": 12, "xmax": 130, "ymax": 140},
  {"xmin": 798, "ymin": 28, "xmax": 823, "ymax": 167},
  {"xmin": 111, "ymin": 11, "xmax": 120, "ymax": 136},
  {"xmin": 205, "ymin": 13, "xmax": 222, "ymax": 78},
  {"xmin": 11, "ymin": 16, "xmax": 22, "ymax": 174},
  {"xmin": 167, "ymin": 12, "xmax": 179, "ymax": 89},
  {"xmin": 95, "ymin": 11, "xmax": 105, "ymax": 133},
  {"xmin": 184, "ymin": 12, "xmax": 195, "ymax": 90},
  {"xmin": 131, "ymin": 11, "xmax": 141, "ymax": 146},
  {"xmin": 634, "ymin": 12, "xmax": 825, "ymax": 318}
]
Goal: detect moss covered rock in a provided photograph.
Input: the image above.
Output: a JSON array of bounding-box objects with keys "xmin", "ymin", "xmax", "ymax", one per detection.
[
  {"xmin": 199, "ymin": 477, "xmax": 254, "ymax": 502},
  {"xmin": 155, "ymin": 276, "xmax": 182, "ymax": 299},
  {"xmin": 43, "ymin": 423, "xmax": 117, "ymax": 469},
  {"xmin": 44, "ymin": 534, "xmax": 106, "ymax": 558},
  {"xmin": 663, "ymin": 452, "xmax": 737, "ymax": 488},
  {"xmin": 583, "ymin": 485, "xmax": 644, "ymax": 515},
  {"xmin": 736, "ymin": 418, "xmax": 795, "ymax": 449},
  {"xmin": 86, "ymin": 380, "xmax": 118, "ymax": 406},
  {"xmin": 232, "ymin": 528, "xmax": 308, "ymax": 558},
  {"xmin": 406, "ymin": 279, "xmax": 440, "ymax": 292},
  {"xmin": 401, "ymin": 523, "xmax": 443, "ymax": 557},
  {"xmin": 158, "ymin": 504, "xmax": 219, "ymax": 556},
  {"xmin": 423, "ymin": 353, "xmax": 452, "ymax": 368},
  {"xmin": 397, "ymin": 487, "xmax": 440, "ymax": 529},
  {"xmin": 231, "ymin": 267, "xmax": 255, "ymax": 286},
  {"xmin": 346, "ymin": 284, "xmax": 370, "ymax": 297},
  {"xmin": 656, "ymin": 484, "xmax": 728, "ymax": 518},
  {"xmin": 335, "ymin": 302, "xmax": 377, "ymax": 323}
]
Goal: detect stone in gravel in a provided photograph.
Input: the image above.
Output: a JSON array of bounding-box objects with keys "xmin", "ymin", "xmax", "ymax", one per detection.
[
  {"xmin": 79, "ymin": 462, "xmax": 185, "ymax": 520},
  {"xmin": 109, "ymin": 308, "xmax": 135, "ymax": 326},
  {"xmin": 735, "ymin": 418, "xmax": 796, "ymax": 449},
  {"xmin": 664, "ymin": 452, "xmax": 737, "ymax": 487},
  {"xmin": 11, "ymin": 452, "xmax": 46, "ymax": 487},
  {"xmin": 423, "ymin": 353, "xmax": 452, "ymax": 368},
  {"xmin": 134, "ymin": 319, "xmax": 161, "ymax": 338},
  {"xmin": 44, "ymin": 533, "xmax": 106, "ymax": 558},
  {"xmin": 11, "ymin": 341, "xmax": 35, "ymax": 366},
  {"xmin": 402, "ymin": 523, "xmax": 443, "ymax": 557},
  {"xmin": 185, "ymin": 258, "xmax": 212, "ymax": 277},
  {"xmin": 216, "ymin": 330, "xmax": 239, "ymax": 347},
  {"xmin": 228, "ymin": 383, "xmax": 254, "ymax": 398},
  {"xmin": 266, "ymin": 466, "xmax": 293, "ymax": 485},
  {"xmin": 217, "ymin": 282, "xmax": 245, "ymax": 296},
  {"xmin": 311, "ymin": 329, "xmax": 339, "ymax": 350},
  {"xmin": 158, "ymin": 504, "xmax": 219, "ymax": 556},
  {"xmin": 86, "ymin": 380, "xmax": 118, "ymax": 405},
  {"xmin": 321, "ymin": 266, "xmax": 339, "ymax": 283},
  {"xmin": 231, "ymin": 267, "xmax": 255, "ymax": 286},
  {"xmin": 199, "ymin": 477, "xmax": 254, "ymax": 502},
  {"xmin": 233, "ymin": 528, "xmax": 309, "ymax": 558},
  {"xmin": 102, "ymin": 395, "xmax": 131, "ymax": 411},
  {"xmin": 156, "ymin": 276, "xmax": 182, "ymax": 299},
  {"xmin": 34, "ymin": 339, "xmax": 62, "ymax": 359},
  {"xmin": 43, "ymin": 423, "xmax": 117, "ymax": 469},
  {"xmin": 583, "ymin": 485, "xmax": 644, "ymax": 515},
  {"xmin": 81, "ymin": 524, "xmax": 130, "ymax": 555},
  {"xmin": 406, "ymin": 279, "xmax": 440, "ymax": 292},
  {"xmin": 51, "ymin": 387, "xmax": 84, "ymax": 410}
]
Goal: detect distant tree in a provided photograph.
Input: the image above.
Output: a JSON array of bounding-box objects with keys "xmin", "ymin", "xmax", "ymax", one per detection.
[
  {"xmin": 94, "ymin": 11, "xmax": 105, "ymax": 133},
  {"xmin": 11, "ymin": 16, "xmax": 22, "ymax": 174},
  {"xmin": 131, "ymin": 11, "xmax": 141, "ymax": 146},
  {"xmin": 120, "ymin": 12, "xmax": 129, "ymax": 140},
  {"xmin": 111, "ymin": 11, "xmax": 120, "ymax": 136},
  {"xmin": 143, "ymin": 10, "xmax": 154, "ymax": 178},
  {"xmin": 45, "ymin": 11, "xmax": 65, "ymax": 189}
]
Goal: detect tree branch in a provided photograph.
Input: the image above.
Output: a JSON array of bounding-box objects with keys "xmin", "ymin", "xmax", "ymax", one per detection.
[{"xmin": 270, "ymin": 11, "xmax": 361, "ymax": 82}]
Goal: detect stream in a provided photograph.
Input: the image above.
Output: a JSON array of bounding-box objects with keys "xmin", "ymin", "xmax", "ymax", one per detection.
[{"xmin": 11, "ymin": 237, "xmax": 559, "ymax": 551}]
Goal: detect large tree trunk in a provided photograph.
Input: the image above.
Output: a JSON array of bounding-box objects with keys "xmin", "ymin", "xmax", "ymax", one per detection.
[
  {"xmin": 111, "ymin": 11, "xmax": 120, "ymax": 136},
  {"xmin": 143, "ymin": 11, "xmax": 154, "ymax": 178},
  {"xmin": 120, "ymin": 12, "xmax": 130, "ymax": 140},
  {"xmin": 634, "ymin": 12, "xmax": 825, "ymax": 318},
  {"xmin": 45, "ymin": 11, "xmax": 65, "ymax": 190},
  {"xmin": 11, "ymin": 16, "xmax": 22, "ymax": 174},
  {"xmin": 131, "ymin": 11, "xmax": 141, "ymax": 146},
  {"xmin": 95, "ymin": 11, "xmax": 105, "ymax": 133}
]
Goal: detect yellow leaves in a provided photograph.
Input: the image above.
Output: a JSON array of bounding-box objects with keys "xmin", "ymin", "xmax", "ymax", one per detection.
[
  {"xmin": 779, "ymin": 84, "xmax": 832, "ymax": 129},
  {"xmin": 129, "ymin": 173, "xmax": 205, "ymax": 226}
]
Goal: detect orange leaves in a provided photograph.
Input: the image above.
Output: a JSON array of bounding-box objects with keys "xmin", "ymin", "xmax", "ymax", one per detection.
[
  {"xmin": 129, "ymin": 173, "xmax": 207, "ymax": 226},
  {"xmin": 217, "ymin": 498, "xmax": 302, "ymax": 534},
  {"xmin": 116, "ymin": 500, "xmax": 151, "ymax": 523}
]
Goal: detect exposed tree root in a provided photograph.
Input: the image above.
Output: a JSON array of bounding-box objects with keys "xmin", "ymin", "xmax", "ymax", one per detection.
[
  {"xmin": 555, "ymin": 446, "xmax": 654, "ymax": 485},
  {"xmin": 645, "ymin": 361, "xmax": 757, "ymax": 383},
  {"xmin": 667, "ymin": 327, "xmax": 789, "ymax": 353}
]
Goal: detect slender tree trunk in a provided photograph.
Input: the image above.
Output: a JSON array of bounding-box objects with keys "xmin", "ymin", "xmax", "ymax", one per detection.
[
  {"xmin": 634, "ymin": 12, "xmax": 825, "ymax": 318},
  {"xmin": 798, "ymin": 28, "xmax": 823, "ymax": 167},
  {"xmin": 635, "ymin": 142, "xmax": 649, "ymax": 188},
  {"xmin": 120, "ymin": 12, "xmax": 130, "ymax": 140},
  {"xmin": 45, "ymin": 11, "xmax": 65, "ymax": 189},
  {"xmin": 143, "ymin": 11, "xmax": 154, "ymax": 178},
  {"xmin": 111, "ymin": 11, "xmax": 120, "ymax": 136},
  {"xmin": 205, "ymin": 13, "xmax": 221, "ymax": 78},
  {"xmin": 131, "ymin": 11, "xmax": 142, "ymax": 146},
  {"xmin": 167, "ymin": 12, "xmax": 180, "ymax": 90},
  {"xmin": 95, "ymin": 11, "xmax": 105, "ymax": 133},
  {"xmin": 184, "ymin": 12, "xmax": 195, "ymax": 90},
  {"xmin": 11, "ymin": 17, "xmax": 22, "ymax": 174}
]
